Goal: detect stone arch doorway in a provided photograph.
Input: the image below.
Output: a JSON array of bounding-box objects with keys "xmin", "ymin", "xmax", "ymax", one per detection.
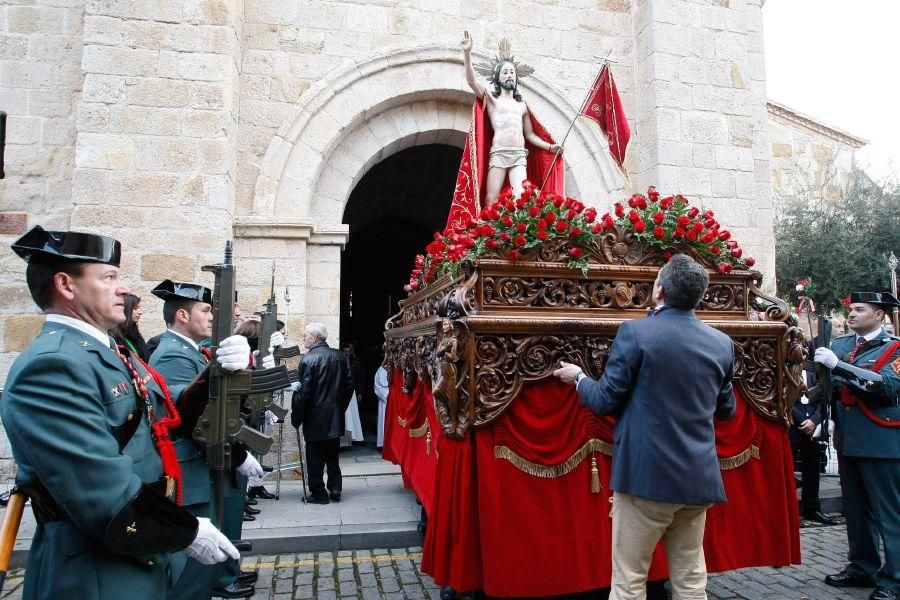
[{"xmin": 339, "ymin": 144, "xmax": 459, "ymax": 434}]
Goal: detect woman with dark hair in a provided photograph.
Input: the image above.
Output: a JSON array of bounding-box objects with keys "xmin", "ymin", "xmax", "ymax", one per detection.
[{"xmin": 111, "ymin": 293, "xmax": 149, "ymax": 362}]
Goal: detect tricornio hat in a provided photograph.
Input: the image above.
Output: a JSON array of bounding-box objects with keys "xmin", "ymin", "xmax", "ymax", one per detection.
[
  {"xmin": 11, "ymin": 225, "xmax": 121, "ymax": 266},
  {"xmin": 849, "ymin": 291, "xmax": 900, "ymax": 309},
  {"xmin": 152, "ymin": 280, "xmax": 214, "ymax": 305}
]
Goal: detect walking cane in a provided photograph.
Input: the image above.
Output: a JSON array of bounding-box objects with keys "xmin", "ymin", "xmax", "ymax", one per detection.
[
  {"xmin": 274, "ymin": 390, "xmax": 286, "ymax": 500},
  {"xmin": 296, "ymin": 427, "xmax": 309, "ymax": 504},
  {"xmin": 0, "ymin": 491, "xmax": 26, "ymax": 591}
]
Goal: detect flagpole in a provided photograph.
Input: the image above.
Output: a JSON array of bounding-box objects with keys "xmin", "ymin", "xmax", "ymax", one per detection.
[{"xmin": 540, "ymin": 51, "xmax": 613, "ymax": 191}]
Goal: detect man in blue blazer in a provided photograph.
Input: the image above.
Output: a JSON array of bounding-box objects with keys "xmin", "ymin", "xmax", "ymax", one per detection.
[{"xmin": 555, "ymin": 254, "xmax": 735, "ymax": 600}]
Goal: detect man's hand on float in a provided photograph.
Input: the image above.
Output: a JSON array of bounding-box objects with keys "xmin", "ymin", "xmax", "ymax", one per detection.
[
  {"xmin": 813, "ymin": 347, "xmax": 838, "ymax": 370},
  {"xmin": 553, "ymin": 361, "xmax": 582, "ymax": 385},
  {"xmin": 461, "ymin": 30, "xmax": 473, "ymax": 53},
  {"xmin": 217, "ymin": 335, "xmax": 251, "ymax": 371}
]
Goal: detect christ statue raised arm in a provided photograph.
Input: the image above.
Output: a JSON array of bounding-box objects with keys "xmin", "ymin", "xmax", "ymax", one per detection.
[{"xmin": 461, "ymin": 31, "xmax": 562, "ymax": 207}]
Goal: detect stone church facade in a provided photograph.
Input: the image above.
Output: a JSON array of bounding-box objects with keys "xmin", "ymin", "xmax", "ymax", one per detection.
[{"xmin": 1, "ymin": 0, "xmax": 793, "ymax": 388}]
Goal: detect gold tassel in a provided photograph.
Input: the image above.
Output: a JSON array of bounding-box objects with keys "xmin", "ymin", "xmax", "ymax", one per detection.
[
  {"xmin": 590, "ymin": 456, "xmax": 601, "ymax": 494},
  {"xmin": 494, "ymin": 439, "xmax": 612, "ymax": 479},
  {"xmin": 426, "ymin": 430, "xmax": 432, "ymax": 456}
]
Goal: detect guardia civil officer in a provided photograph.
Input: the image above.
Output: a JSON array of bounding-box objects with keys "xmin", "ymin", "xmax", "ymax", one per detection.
[
  {"xmin": 815, "ymin": 292, "xmax": 900, "ymax": 600},
  {"xmin": 0, "ymin": 227, "xmax": 239, "ymax": 600},
  {"xmin": 150, "ymin": 280, "xmax": 261, "ymax": 599}
]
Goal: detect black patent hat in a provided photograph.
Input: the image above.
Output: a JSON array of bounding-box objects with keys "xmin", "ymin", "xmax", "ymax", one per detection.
[
  {"xmin": 152, "ymin": 280, "xmax": 214, "ymax": 305},
  {"xmin": 850, "ymin": 291, "xmax": 900, "ymax": 308},
  {"xmin": 11, "ymin": 225, "xmax": 121, "ymax": 266}
]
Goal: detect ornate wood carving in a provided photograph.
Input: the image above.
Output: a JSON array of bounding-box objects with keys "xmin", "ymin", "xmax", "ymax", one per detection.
[{"xmin": 432, "ymin": 319, "xmax": 470, "ymax": 438}]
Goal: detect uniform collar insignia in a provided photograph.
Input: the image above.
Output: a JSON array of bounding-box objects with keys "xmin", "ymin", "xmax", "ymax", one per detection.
[{"xmin": 81, "ymin": 340, "xmax": 91, "ymax": 347}]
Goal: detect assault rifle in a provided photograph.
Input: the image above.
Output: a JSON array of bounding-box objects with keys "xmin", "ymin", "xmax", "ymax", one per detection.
[{"xmin": 194, "ymin": 242, "xmax": 291, "ymax": 523}]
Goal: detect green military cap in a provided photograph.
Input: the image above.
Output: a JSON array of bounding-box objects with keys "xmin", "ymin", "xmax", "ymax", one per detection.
[
  {"xmin": 11, "ymin": 225, "xmax": 121, "ymax": 266},
  {"xmin": 849, "ymin": 291, "xmax": 900, "ymax": 309},
  {"xmin": 152, "ymin": 280, "xmax": 214, "ymax": 305}
]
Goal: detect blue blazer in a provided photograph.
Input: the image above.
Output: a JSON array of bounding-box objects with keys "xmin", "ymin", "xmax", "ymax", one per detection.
[{"xmin": 577, "ymin": 307, "xmax": 736, "ymax": 505}]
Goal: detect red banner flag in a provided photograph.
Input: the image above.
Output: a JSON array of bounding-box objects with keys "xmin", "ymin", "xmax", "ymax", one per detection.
[{"xmin": 580, "ymin": 64, "xmax": 630, "ymax": 172}]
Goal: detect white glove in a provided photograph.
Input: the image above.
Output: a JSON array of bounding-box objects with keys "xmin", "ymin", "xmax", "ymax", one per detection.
[
  {"xmin": 236, "ymin": 453, "xmax": 263, "ymax": 478},
  {"xmin": 814, "ymin": 347, "xmax": 838, "ymax": 370},
  {"xmin": 186, "ymin": 517, "xmax": 240, "ymax": 565},
  {"xmin": 268, "ymin": 331, "xmax": 285, "ymax": 348},
  {"xmin": 217, "ymin": 335, "xmax": 250, "ymax": 372},
  {"xmin": 265, "ymin": 410, "xmax": 277, "ymax": 426},
  {"xmin": 261, "ymin": 353, "xmax": 275, "ymax": 369},
  {"xmin": 289, "ymin": 381, "xmax": 301, "ymax": 392}
]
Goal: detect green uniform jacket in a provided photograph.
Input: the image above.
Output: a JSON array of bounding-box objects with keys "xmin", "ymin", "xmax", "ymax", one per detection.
[
  {"xmin": 150, "ymin": 330, "xmax": 211, "ymax": 507},
  {"xmin": 831, "ymin": 331, "xmax": 900, "ymax": 458},
  {"xmin": 1, "ymin": 322, "xmax": 186, "ymax": 600}
]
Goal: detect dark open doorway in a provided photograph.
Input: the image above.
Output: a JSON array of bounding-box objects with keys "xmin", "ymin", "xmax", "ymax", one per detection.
[{"xmin": 340, "ymin": 143, "xmax": 460, "ymax": 441}]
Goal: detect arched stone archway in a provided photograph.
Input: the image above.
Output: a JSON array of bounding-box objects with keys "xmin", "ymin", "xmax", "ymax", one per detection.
[{"xmin": 234, "ymin": 42, "xmax": 626, "ymax": 340}]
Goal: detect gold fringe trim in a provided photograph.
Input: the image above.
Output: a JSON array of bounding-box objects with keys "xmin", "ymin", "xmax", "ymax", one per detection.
[
  {"xmin": 718, "ymin": 445, "xmax": 760, "ymax": 470},
  {"xmin": 409, "ymin": 420, "xmax": 429, "ymax": 438},
  {"xmin": 397, "ymin": 416, "xmax": 407, "ymax": 428},
  {"xmin": 494, "ymin": 438, "xmax": 613, "ymax": 479}
]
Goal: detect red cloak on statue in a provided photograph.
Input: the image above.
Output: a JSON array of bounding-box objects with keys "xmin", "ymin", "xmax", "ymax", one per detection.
[{"xmin": 445, "ymin": 98, "xmax": 566, "ymax": 231}]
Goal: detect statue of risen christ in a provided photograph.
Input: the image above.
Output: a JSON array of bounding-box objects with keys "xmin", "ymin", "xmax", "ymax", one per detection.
[{"xmin": 461, "ymin": 31, "xmax": 563, "ymax": 207}]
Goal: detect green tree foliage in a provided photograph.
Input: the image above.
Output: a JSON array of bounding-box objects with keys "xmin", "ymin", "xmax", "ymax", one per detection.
[{"xmin": 775, "ymin": 165, "xmax": 899, "ymax": 313}]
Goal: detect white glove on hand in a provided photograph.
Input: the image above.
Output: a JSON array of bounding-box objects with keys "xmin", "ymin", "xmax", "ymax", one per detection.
[
  {"xmin": 237, "ymin": 453, "xmax": 264, "ymax": 478},
  {"xmin": 268, "ymin": 331, "xmax": 285, "ymax": 348},
  {"xmin": 289, "ymin": 381, "xmax": 301, "ymax": 393},
  {"xmin": 261, "ymin": 353, "xmax": 275, "ymax": 369},
  {"xmin": 814, "ymin": 347, "xmax": 838, "ymax": 370},
  {"xmin": 217, "ymin": 335, "xmax": 250, "ymax": 372},
  {"xmin": 264, "ymin": 410, "xmax": 277, "ymax": 426},
  {"xmin": 186, "ymin": 517, "xmax": 240, "ymax": 565}
]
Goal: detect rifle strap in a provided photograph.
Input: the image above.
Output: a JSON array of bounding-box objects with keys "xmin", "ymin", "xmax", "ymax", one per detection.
[{"xmin": 840, "ymin": 341, "xmax": 900, "ymax": 428}]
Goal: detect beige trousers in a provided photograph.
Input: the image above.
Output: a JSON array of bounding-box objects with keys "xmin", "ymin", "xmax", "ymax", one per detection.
[{"xmin": 609, "ymin": 491, "xmax": 712, "ymax": 600}]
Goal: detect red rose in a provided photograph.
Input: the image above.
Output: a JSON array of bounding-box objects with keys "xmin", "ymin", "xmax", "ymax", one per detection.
[
  {"xmin": 726, "ymin": 240, "xmax": 738, "ymax": 249},
  {"xmin": 634, "ymin": 220, "xmax": 646, "ymax": 233},
  {"xmin": 708, "ymin": 245, "xmax": 721, "ymax": 255},
  {"xmin": 685, "ymin": 230, "xmax": 698, "ymax": 242},
  {"xmin": 745, "ymin": 257, "xmax": 755, "ymax": 267},
  {"xmin": 794, "ymin": 305, "xmax": 802, "ymax": 314},
  {"xmin": 659, "ymin": 196, "xmax": 674, "ymax": 210},
  {"xmin": 499, "ymin": 233, "xmax": 510, "ymax": 242},
  {"xmin": 537, "ymin": 229, "xmax": 548, "ymax": 240},
  {"xmin": 687, "ymin": 207, "xmax": 700, "ymax": 218},
  {"xmin": 516, "ymin": 222, "xmax": 527, "ymax": 233},
  {"xmin": 545, "ymin": 212, "xmax": 557, "ymax": 224},
  {"xmin": 502, "ymin": 215, "xmax": 514, "ymax": 226},
  {"xmin": 842, "ymin": 297, "xmax": 851, "ymax": 309},
  {"xmin": 569, "ymin": 247, "xmax": 584, "ymax": 258},
  {"xmin": 555, "ymin": 220, "xmax": 569, "ymax": 233},
  {"xmin": 569, "ymin": 226, "xmax": 582, "ymax": 236},
  {"xmin": 614, "ymin": 203, "xmax": 625, "ymax": 218},
  {"xmin": 673, "ymin": 227, "xmax": 685, "ymax": 239},
  {"xmin": 716, "ymin": 262, "xmax": 733, "ymax": 275},
  {"xmin": 602, "ymin": 214, "xmax": 615, "ymax": 228},
  {"xmin": 507, "ymin": 249, "xmax": 521, "ymax": 261},
  {"xmin": 637, "ymin": 198, "xmax": 648, "ymax": 210},
  {"xmin": 653, "ymin": 226, "xmax": 665, "ymax": 239},
  {"xmin": 703, "ymin": 210, "xmax": 715, "ymax": 219},
  {"xmin": 529, "ymin": 205, "xmax": 541, "ymax": 217},
  {"xmin": 584, "ymin": 207, "xmax": 597, "ymax": 223},
  {"xmin": 627, "ymin": 194, "xmax": 640, "ymax": 208},
  {"xmin": 677, "ymin": 216, "xmax": 691, "ymax": 228},
  {"xmin": 663, "ymin": 251, "xmax": 672, "ymax": 262},
  {"xmin": 567, "ymin": 209, "xmax": 577, "ymax": 221},
  {"xmin": 647, "ymin": 186, "xmax": 660, "ymax": 202},
  {"xmin": 552, "ymin": 196, "xmax": 564, "ymax": 208},
  {"xmin": 628, "ymin": 210, "xmax": 641, "ymax": 223},
  {"xmin": 717, "ymin": 230, "xmax": 730, "ymax": 241},
  {"xmin": 676, "ymin": 195, "xmax": 688, "ymax": 205},
  {"xmin": 411, "ymin": 281, "xmax": 421, "ymax": 290},
  {"xmin": 700, "ymin": 233, "xmax": 715, "ymax": 244},
  {"xmin": 480, "ymin": 224, "xmax": 496, "ymax": 237},
  {"xmin": 652, "ymin": 212, "xmax": 665, "ymax": 225},
  {"xmin": 591, "ymin": 223, "xmax": 603, "ymax": 234},
  {"xmin": 537, "ymin": 218, "xmax": 547, "ymax": 229},
  {"xmin": 704, "ymin": 218, "xmax": 716, "ymax": 229},
  {"xmin": 514, "ymin": 235, "xmax": 527, "ymax": 247},
  {"xmin": 486, "ymin": 239, "xmax": 499, "ymax": 249},
  {"xmin": 730, "ymin": 247, "xmax": 742, "ymax": 258},
  {"xmin": 516, "ymin": 196, "xmax": 527, "ymax": 209}
]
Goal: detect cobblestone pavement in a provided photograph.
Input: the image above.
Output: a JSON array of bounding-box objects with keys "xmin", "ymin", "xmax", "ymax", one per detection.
[{"xmin": 0, "ymin": 525, "xmax": 876, "ymax": 599}]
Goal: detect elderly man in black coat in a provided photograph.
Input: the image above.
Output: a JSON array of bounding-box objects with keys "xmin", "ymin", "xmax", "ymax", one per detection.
[
  {"xmin": 555, "ymin": 254, "xmax": 736, "ymax": 600},
  {"xmin": 291, "ymin": 322, "xmax": 354, "ymax": 504}
]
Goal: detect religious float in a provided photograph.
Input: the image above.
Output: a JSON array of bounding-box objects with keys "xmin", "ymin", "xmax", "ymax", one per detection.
[{"xmin": 381, "ymin": 185, "xmax": 804, "ymax": 597}]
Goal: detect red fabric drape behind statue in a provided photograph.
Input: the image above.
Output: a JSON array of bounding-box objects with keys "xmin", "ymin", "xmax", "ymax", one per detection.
[{"xmin": 387, "ymin": 376, "xmax": 800, "ymax": 596}]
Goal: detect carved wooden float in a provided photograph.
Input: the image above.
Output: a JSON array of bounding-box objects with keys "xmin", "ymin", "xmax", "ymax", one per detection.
[{"xmin": 384, "ymin": 227, "xmax": 805, "ymax": 438}]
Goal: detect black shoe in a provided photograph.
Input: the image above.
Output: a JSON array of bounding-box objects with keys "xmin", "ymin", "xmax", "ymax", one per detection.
[
  {"xmin": 306, "ymin": 495, "xmax": 329, "ymax": 504},
  {"xmin": 825, "ymin": 570, "xmax": 876, "ymax": 588},
  {"xmin": 440, "ymin": 586, "xmax": 456, "ymax": 600},
  {"xmin": 237, "ymin": 570, "xmax": 258, "ymax": 584},
  {"xmin": 805, "ymin": 510, "xmax": 838, "ymax": 525},
  {"xmin": 242, "ymin": 513, "xmax": 255, "ymax": 521},
  {"xmin": 248, "ymin": 485, "xmax": 275, "ymax": 500},
  {"xmin": 871, "ymin": 587, "xmax": 899, "ymax": 600},
  {"xmin": 245, "ymin": 498, "xmax": 258, "ymax": 506},
  {"xmin": 212, "ymin": 581, "xmax": 255, "ymax": 598},
  {"xmin": 329, "ymin": 491, "xmax": 341, "ymax": 502},
  {"xmin": 244, "ymin": 504, "xmax": 260, "ymax": 515}
]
